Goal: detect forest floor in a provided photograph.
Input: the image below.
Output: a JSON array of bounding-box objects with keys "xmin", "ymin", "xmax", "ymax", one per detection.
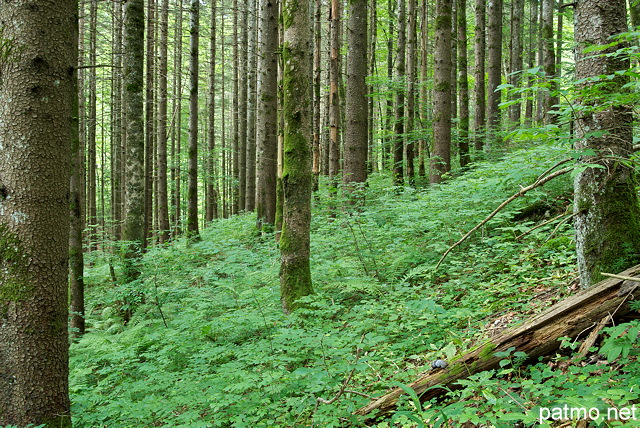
[{"xmin": 69, "ymin": 142, "xmax": 640, "ymax": 427}]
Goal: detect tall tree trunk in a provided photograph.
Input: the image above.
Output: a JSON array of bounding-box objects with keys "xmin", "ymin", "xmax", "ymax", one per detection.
[
  {"xmin": 256, "ymin": 0, "xmax": 279, "ymax": 231},
  {"xmin": 187, "ymin": 0, "xmax": 200, "ymax": 240},
  {"xmin": 508, "ymin": 0, "xmax": 524, "ymax": 126},
  {"xmin": 238, "ymin": 4, "xmax": 248, "ymax": 211},
  {"xmin": 418, "ymin": 0, "xmax": 429, "ymax": 176},
  {"xmin": 369, "ymin": 0, "xmax": 378, "ymax": 173},
  {"xmin": 473, "ymin": 0, "xmax": 486, "ymax": 152},
  {"xmin": 171, "ymin": 0, "xmax": 183, "ymax": 235},
  {"xmin": 313, "ymin": 0, "xmax": 322, "ymax": 188},
  {"xmin": 343, "ymin": 0, "xmax": 369, "ymax": 190},
  {"xmin": 246, "ymin": 0, "xmax": 258, "ymax": 211},
  {"xmin": 573, "ymin": 0, "xmax": 640, "ymax": 289},
  {"xmin": 144, "ymin": 0, "xmax": 156, "ymax": 247},
  {"xmin": 280, "ymin": 0, "xmax": 315, "ymax": 313},
  {"xmin": 122, "ymin": 0, "xmax": 146, "ymax": 284},
  {"xmin": 112, "ymin": 0, "xmax": 124, "ymax": 241},
  {"xmin": 87, "ymin": 0, "xmax": 98, "ymax": 251},
  {"xmin": 157, "ymin": 0, "xmax": 170, "ymax": 242},
  {"xmin": 393, "ymin": 0, "xmax": 406, "ymax": 184},
  {"xmin": 0, "ymin": 3, "xmax": 75, "ymax": 425},
  {"xmin": 486, "ymin": 0, "xmax": 503, "ymax": 149},
  {"xmin": 458, "ymin": 0, "xmax": 470, "ymax": 168},
  {"xmin": 405, "ymin": 0, "xmax": 417, "ymax": 182},
  {"xmin": 328, "ymin": 0, "xmax": 342, "ymax": 186},
  {"xmin": 431, "ymin": 0, "xmax": 452, "ymax": 184},
  {"xmin": 524, "ymin": 0, "xmax": 538, "ymax": 125},
  {"xmin": 385, "ymin": 0, "xmax": 395, "ymax": 172},
  {"xmin": 232, "ymin": 0, "xmax": 240, "ymax": 214},
  {"xmin": 207, "ymin": 0, "xmax": 219, "ymax": 221},
  {"xmin": 71, "ymin": 0, "xmax": 86, "ymax": 339},
  {"xmin": 541, "ymin": 0, "xmax": 557, "ymax": 124}
]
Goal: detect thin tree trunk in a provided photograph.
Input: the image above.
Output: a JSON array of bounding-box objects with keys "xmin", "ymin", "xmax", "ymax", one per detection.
[
  {"xmin": 187, "ymin": 0, "xmax": 200, "ymax": 240},
  {"xmin": 393, "ymin": 0, "xmax": 406, "ymax": 184},
  {"xmin": 87, "ymin": 0, "xmax": 98, "ymax": 251},
  {"xmin": 405, "ymin": 0, "xmax": 417, "ymax": 182},
  {"xmin": 238, "ymin": 4, "xmax": 248, "ymax": 211},
  {"xmin": 458, "ymin": 0, "xmax": 470, "ymax": 168},
  {"xmin": 541, "ymin": 0, "xmax": 557, "ymax": 124},
  {"xmin": 418, "ymin": 0, "xmax": 429, "ymax": 176},
  {"xmin": 486, "ymin": 0, "xmax": 503, "ymax": 149},
  {"xmin": 245, "ymin": 0, "xmax": 258, "ymax": 211},
  {"xmin": 524, "ymin": 0, "xmax": 538, "ymax": 125},
  {"xmin": 144, "ymin": 0, "xmax": 156, "ymax": 247},
  {"xmin": 473, "ymin": 0, "xmax": 486, "ymax": 152},
  {"xmin": 171, "ymin": 0, "xmax": 183, "ymax": 235},
  {"xmin": 232, "ymin": 0, "xmax": 240, "ymax": 214},
  {"xmin": 328, "ymin": 0, "xmax": 342, "ymax": 186},
  {"xmin": 157, "ymin": 0, "xmax": 170, "ymax": 242},
  {"xmin": 313, "ymin": 0, "xmax": 322, "ymax": 189},
  {"xmin": 508, "ymin": 0, "xmax": 524, "ymax": 126},
  {"xmin": 112, "ymin": 0, "xmax": 124, "ymax": 241},
  {"xmin": 207, "ymin": 0, "xmax": 219, "ymax": 221}
]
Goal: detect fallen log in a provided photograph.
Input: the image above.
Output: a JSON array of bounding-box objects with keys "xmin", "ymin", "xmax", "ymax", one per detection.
[{"xmin": 355, "ymin": 264, "xmax": 640, "ymax": 421}]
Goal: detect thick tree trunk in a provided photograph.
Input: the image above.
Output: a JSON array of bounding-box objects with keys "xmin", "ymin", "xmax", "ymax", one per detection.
[
  {"xmin": 355, "ymin": 264, "xmax": 640, "ymax": 420},
  {"xmin": 430, "ymin": 0, "xmax": 452, "ymax": 184},
  {"xmin": 473, "ymin": 0, "xmax": 486, "ymax": 152},
  {"xmin": 256, "ymin": 0, "xmax": 279, "ymax": 231},
  {"xmin": 280, "ymin": 0, "xmax": 315, "ymax": 313},
  {"xmin": 573, "ymin": 0, "xmax": 640, "ymax": 289},
  {"xmin": 343, "ymin": 0, "xmax": 369, "ymax": 189},
  {"xmin": 0, "ymin": 2, "xmax": 75, "ymax": 425},
  {"xmin": 187, "ymin": 0, "xmax": 200, "ymax": 240}
]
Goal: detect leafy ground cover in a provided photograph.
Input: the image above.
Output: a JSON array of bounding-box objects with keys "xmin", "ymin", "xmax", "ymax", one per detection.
[{"xmin": 69, "ymin": 142, "xmax": 640, "ymax": 427}]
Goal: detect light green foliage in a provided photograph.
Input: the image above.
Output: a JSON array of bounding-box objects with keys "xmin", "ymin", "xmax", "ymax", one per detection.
[{"xmin": 71, "ymin": 143, "xmax": 585, "ymax": 426}]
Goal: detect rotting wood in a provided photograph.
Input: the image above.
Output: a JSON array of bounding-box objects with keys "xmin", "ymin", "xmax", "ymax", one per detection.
[{"xmin": 354, "ymin": 264, "xmax": 640, "ymax": 421}]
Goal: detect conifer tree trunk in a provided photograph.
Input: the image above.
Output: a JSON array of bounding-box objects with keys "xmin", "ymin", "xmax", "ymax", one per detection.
[
  {"xmin": 207, "ymin": 0, "xmax": 219, "ymax": 221},
  {"xmin": 232, "ymin": 0, "xmax": 240, "ymax": 214},
  {"xmin": 524, "ymin": 0, "xmax": 538, "ymax": 125},
  {"xmin": 369, "ymin": 0, "xmax": 378, "ymax": 173},
  {"xmin": 385, "ymin": 0, "xmax": 395, "ymax": 172},
  {"xmin": 328, "ymin": 0, "xmax": 342, "ymax": 185},
  {"xmin": 473, "ymin": 0, "xmax": 486, "ymax": 151},
  {"xmin": 313, "ymin": 0, "xmax": 323, "ymax": 187},
  {"xmin": 256, "ymin": 0, "xmax": 279, "ymax": 231},
  {"xmin": 431, "ymin": 0, "xmax": 452, "ymax": 184},
  {"xmin": 280, "ymin": 0, "xmax": 314, "ymax": 313},
  {"xmin": 343, "ymin": 0, "xmax": 369, "ymax": 189},
  {"xmin": 486, "ymin": 0, "xmax": 503, "ymax": 148},
  {"xmin": 157, "ymin": 0, "xmax": 170, "ymax": 242},
  {"xmin": 508, "ymin": 0, "xmax": 524, "ymax": 126},
  {"xmin": 418, "ymin": 0, "xmax": 429, "ymax": 176},
  {"xmin": 123, "ymin": 0, "xmax": 146, "ymax": 283},
  {"xmin": 187, "ymin": 0, "xmax": 200, "ymax": 240},
  {"xmin": 246, "ymin": 0, "xmax": 258, "ymax": 211},
  {"xmin": 172, "ymin": 0, "xmax": 183, "ymax": 234},
  {"xmin": 112, "ymin": 0, "xmax": 124, "ymax": 240},
  {"xmin": 573, "ymin": 0, "xmax": 640, "ymax": 288},
  {"xmin": 87, "ymin": 0, "xmax": 98, "ymax": 251},
  {"xmin": 405, "ymin": 0, "xmax": 417, "ymax": 182},
  {"xmin": 541, "ymin": 0, "xmax": 557, "ymax": 124},
  {"xmin": 238, "ymin": 4, "xmax": 248, "ymax": 211},
  {"xmin": 457, "ymin": 0, "xmax": 470, "ymax": 168},
  {"xmin": 393, "ymin": 0, "xmax": 406, "ymax": 184},
  {"xmin": 145, "ymin": 0, "xmax": 156, "ymax": 246},
  {"xmin": 0, "ymin": 2, "xmax": 75, "ymax": 425}
]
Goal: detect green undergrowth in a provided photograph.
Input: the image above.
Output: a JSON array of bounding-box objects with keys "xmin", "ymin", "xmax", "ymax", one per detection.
[{"xmin": 71, "ymin": 142, "xmax": 604, "ymax": 427}]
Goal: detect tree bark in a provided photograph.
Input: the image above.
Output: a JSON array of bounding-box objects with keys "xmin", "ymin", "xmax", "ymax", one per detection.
[
  {"xmin": 238, "ymin": 3, "xmax": 248, "ymax": 211},
  {"xmin": 508, "ymin": 0, "xmax": 524, "ymax": 126},
  {"xmin": 122, "ymin": 0, "xmax": 146, "ymax": 283},
  {"xmin": 541, "ymin": 0, "xmax": 557, "ymax": 124},
  {"xmin": 187, "ymin": 0, "xmax": 200, "ymax": 240},
  {"xmin": 0, "ymin": 2, "xmax": 75, "ymax": 425},
  {"xmin": 355, "ymin": 264, "xmax": 640, "ymax": 420},
  {"xmin": 87, "ymin": 0, "xmax": 98, "ymax": 251},
  {"xmin": 430, "ymin": 0, "xmax": 452, "ymax": 184},
  {"xmin": 256, "ymin": 0, "xmax": 279, "ymax": 231},
  {"xmin": 405, "ymin": 0, "xmax": 417, "ymax": 182},
  {"xmin": 328, "ymin": 0, "xmax": 342, "ymax": 186},
  {"xmin": 207, "ymin": 0, "xmax": 219, "ymax": 221},
  {"xmin": 157, "ymin": 0, "xmax": 170, "ymax": 242},
  {"xmin": 280, "ymin": 0, "xmax": 315, "ymax": 313},
  {"xmin": 245, "ymin": 0, "xmax": 258, "ymax": 211},
  {"xmin": 573, "ymin": 0, "xmax": 640, "ymax": 289},
  {"xmin": 343, "ymin": 0, "xmax": 369, "ymax": 189},
  {"xmin": 393, "ymin": 0, "xmax": 406, "ymax": 184},
  {"xmin": 171, "ymin": 0, "xmax": 183, "ymax": 235},
  {"xmin": 473, "ymin": 0, "xmax": 486, "ymax": 152},
  {"xmin": 486, "ymin": 0, "xmax": 503, "ymax": 149},
  {"xmin": 457, "ymin": 0, "xmax": 470, "ymax": 168},
  {"xmin": 144, "ymin": 0, "xmax": 156, "ymax": 247}
]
